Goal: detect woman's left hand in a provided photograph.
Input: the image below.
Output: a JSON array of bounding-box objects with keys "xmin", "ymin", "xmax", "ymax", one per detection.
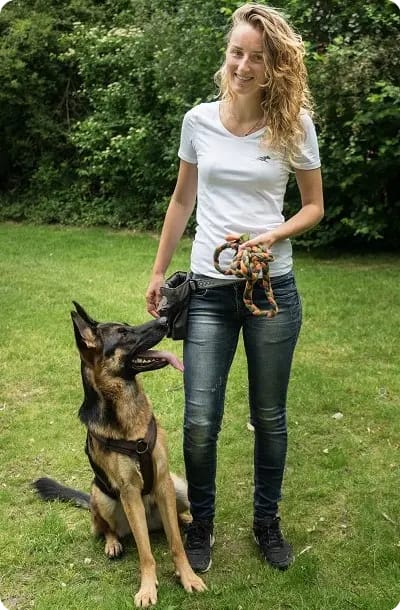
[{"xmin": 224, "ymin": 230, "xmax": 280, "ymax": 251}]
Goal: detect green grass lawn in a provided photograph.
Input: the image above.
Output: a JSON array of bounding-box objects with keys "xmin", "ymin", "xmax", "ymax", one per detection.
[{"xmin": 0, "ymin": 223, "xmax": 399, "ymax": 610}]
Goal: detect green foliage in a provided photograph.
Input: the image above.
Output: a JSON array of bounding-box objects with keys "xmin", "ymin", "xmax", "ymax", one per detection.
[
  {"xmin": 277, "ymin": 0, "xmax": 400, "ymax": 247},
  {"xmin": 0, "ymin": 0, "xmax": 399, "ymax": 246},
  {"xmin": 0, "ymin": 11, "xmax": 64, "ymax": 186},
  {"xmin": 278, "ymin": 0, "xmax": 400, "ymax": 45},
  {"xmin": 303, "ymin": 35, "xmax": 400, "ymax": 247},
  {"xmin": 61, "ymin": 2, "xmax": 226, "ymax": 228},
  {"xmin": 0, "ymin": 0, "xmax": 110, "ymax": 196}
]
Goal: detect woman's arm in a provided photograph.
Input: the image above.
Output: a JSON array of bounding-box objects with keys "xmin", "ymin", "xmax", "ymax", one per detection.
[
  {"xmin": 239, "ymin": 167, "xmax": 324, "ymax": 250},
  {"xmin": 146, "ymin": 160, "xmax": 198, "ymax": 316}
]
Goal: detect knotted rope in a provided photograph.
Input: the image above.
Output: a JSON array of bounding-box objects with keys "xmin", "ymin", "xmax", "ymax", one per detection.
[{"xmin": 213, "ymin": 234, "xmax": 278, "ymax": 317}]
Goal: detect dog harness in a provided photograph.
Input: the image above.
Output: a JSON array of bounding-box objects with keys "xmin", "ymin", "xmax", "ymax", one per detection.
[
  {"xmin": 214, "ymin": 234, "xmax": 278, "ymax": 317},
  {"xmin": 85, "ymin": 415, "xmax": 157, "ymax": 499}
]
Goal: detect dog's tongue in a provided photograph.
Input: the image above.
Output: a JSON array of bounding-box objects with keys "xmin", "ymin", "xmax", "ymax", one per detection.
[{"xmin": 142, "ymin": 350, "xmax": 184, "ymax": 372}]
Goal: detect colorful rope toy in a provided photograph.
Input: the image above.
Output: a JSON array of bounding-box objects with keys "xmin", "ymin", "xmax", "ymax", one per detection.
[{"xmin": 213, "ymin": 233, "xmax": 278, "ymax": 317}]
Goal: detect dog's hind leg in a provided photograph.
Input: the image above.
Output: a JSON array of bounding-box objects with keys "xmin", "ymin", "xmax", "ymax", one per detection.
[
  {"xmin": 92, "ymin": 509, "xmax": 123, "ymax": 558},
  {"xmin": 170, "ymin": 473, "xmax": 192, "ymax": 526},
  {"xmin": 91, "ymin": 486, "xmax": 126, "ymax": 558}
]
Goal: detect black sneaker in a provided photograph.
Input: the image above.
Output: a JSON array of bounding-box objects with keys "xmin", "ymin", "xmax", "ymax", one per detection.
[
  {"xmin": 253, "ymin": 516, "xmax": 294, "ymax": 570},
  {"xmin": 184, "ymin": 519, "xmax": 215, "ymax": 573}
]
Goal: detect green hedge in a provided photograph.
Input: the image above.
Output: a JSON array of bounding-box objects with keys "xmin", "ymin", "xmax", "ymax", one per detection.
[{"xmin": 0, "ymin": 0, "xmax": 399, "ymax": 247}]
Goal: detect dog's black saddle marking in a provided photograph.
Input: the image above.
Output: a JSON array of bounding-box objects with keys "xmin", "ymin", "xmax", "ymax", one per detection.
[{"xmin": 85, "ymin": 415, "xmax": 157, "ymax": 498}]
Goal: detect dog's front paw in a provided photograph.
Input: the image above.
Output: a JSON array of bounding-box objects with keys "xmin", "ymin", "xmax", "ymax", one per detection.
[
  {"xmin": 178, "ymin": 568, "xmax": 207, "ymax": 593},
  {"xmin": 134, "ymin": 582, "xmax": 158, "ymax": 607}
]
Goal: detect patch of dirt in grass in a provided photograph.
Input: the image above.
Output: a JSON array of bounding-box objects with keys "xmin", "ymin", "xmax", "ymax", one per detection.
[{"xmin": 2, "ymin": 595, "xmax": 33, "ymax": 610}]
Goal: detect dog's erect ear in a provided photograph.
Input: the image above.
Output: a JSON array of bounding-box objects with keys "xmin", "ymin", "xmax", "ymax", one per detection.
[
  {"xmin": 71, "ymin": 310, "xmax": 98, "ymax": 360},
  {"xmin": 72, "ymin": 301, "xmax": 98, "ymax": 326}
]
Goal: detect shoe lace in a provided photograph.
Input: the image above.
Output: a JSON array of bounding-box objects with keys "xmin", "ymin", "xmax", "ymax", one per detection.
[
  {"xmin": 186, "ymin": 520, "xmax": 210, "ymax": 549},
  {"xmin": 258, "ymin": 518, "xmax": 284, "ymax": 548}
]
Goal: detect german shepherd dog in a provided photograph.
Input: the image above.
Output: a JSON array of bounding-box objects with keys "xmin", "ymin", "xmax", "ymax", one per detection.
[{"xmin": 33, "ymin": 303, "xmax": 206, "ymax": 607}]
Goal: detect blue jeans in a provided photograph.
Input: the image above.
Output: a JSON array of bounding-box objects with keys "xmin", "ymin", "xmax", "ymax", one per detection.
[{"xmin": 183, "ymin": 271, "xmax": 302, "ymax": 524}]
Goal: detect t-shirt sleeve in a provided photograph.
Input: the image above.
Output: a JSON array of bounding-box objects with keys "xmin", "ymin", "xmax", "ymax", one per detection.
[
  {"xmin": 291, "ymin": 112, "xmax": 321, "ymax": 170},
  {"xmin": 178, "ymin": 109, "xmax": 198, "ymax": 165}
]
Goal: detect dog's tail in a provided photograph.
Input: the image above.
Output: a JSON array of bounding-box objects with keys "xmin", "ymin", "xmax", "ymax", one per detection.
[{"xmin": 32, "ymin": 477, "xmax": 90, "ymax": 509}]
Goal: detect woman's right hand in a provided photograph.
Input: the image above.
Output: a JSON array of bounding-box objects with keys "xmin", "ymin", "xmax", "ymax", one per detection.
[{"xmin": 145, "ymin": 273, "xmax": 166, "ymax": 318}]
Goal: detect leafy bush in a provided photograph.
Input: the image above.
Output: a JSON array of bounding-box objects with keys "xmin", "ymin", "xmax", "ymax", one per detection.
[
  {"xmin": 61, "ymin": 2, "xmax": 227, "ymax": 228},
  {"xmin": 286, "ymin": 34, "xmax": 400, "ymax": 248},
  {"xmin": 279, "ymin": 0, "xmax": 400, "ymax": 247},
  {"xmin": 0, "ymin": 0, "xmax": 399, "ymax": 247}
]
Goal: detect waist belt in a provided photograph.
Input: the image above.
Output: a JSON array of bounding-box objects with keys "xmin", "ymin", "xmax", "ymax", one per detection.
[{"xmin": 190, "ymin": 276, "xmax": 246, "ymax": 290}]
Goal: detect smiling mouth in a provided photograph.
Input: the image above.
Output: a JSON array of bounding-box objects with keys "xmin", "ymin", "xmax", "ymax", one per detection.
[{"xmin": 235, "ymin": 74, "xmax": 253, "ymax": 81}]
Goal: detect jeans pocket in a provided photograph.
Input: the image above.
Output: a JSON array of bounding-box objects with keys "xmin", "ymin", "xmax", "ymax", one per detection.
[
  {"xmin": 274, "ymin": 282, "xmax": 302, "ymax": 322},
  {"xmin": 255, "ymin": 275, "xmax": 302, "ymax": 323}
]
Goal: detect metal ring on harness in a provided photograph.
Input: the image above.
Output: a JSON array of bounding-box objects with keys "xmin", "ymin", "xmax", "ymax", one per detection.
[{"xmin": 135, "ymin": 439, "xmax": 149, "ymax": 455}]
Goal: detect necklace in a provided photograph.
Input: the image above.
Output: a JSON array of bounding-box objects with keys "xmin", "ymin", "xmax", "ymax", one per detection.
[
  {"xmin": 222, "ymin": 103, "xmax": 265, "ymax": 137},
  {"xmin": 243, "ymin": 117, "xmax": 264, "ymax": 136}
]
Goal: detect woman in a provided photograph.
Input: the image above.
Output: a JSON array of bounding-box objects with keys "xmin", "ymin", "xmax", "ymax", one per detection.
[{"xmin": 146, "ymin": 3, "xmax": 324, "ymax": 573}]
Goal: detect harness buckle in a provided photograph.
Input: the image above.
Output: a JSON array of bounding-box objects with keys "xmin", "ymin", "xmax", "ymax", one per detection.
[{"xmin": 136, "ymin": 439, "xmax": 149, "ymax": 454}]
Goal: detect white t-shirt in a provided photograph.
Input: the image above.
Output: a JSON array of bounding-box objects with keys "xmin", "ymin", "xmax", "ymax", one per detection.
[{"xmin": 178, "ymin": 101, "xmax": 321, "ymax": 278}]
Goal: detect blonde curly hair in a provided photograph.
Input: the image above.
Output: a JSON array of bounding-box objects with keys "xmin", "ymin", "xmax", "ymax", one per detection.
[{"xmin": 215, "ymin": 3, "xmax": 314, "ymax": 158}]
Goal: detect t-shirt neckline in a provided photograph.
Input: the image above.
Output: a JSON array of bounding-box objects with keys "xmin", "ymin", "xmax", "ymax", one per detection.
[{"xmin": 216, "ymin": 100, "xmax": 265, "ymax": 140}]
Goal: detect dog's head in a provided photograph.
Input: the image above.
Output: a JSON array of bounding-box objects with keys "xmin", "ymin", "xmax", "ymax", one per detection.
[{"xmin": 71, "ymin": 301, "xmax": 183, "ymax": 378}]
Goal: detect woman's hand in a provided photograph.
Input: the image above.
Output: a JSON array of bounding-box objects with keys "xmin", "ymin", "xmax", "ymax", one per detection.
[
  {"xmin": 145, "ymin": 273, "xmax": 165, "ymax": 318},
  {"xmin": 224, "ymin": 231, "xmax": 280, "ymax": 251}
]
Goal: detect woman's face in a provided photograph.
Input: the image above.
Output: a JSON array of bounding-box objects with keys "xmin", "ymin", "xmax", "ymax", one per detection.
[{"xmin": 225, "ymin": 23, "xmax": 267, "ymax": 100}]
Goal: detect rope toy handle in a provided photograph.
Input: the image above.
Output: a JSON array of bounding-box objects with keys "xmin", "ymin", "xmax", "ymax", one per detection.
[{"xmin": 213, "ymin": 233, "xmax": 278, "ymax": 317}]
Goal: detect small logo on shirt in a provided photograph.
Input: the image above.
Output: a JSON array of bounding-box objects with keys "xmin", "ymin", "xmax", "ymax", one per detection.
[{"xmin": 257, "ymin": 155, "xmax": 271, "ymax": 163}]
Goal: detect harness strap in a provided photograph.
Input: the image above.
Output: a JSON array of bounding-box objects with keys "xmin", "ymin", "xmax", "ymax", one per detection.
[
  {"xmin": 213, "ymin": 234, "xmax": 278, "ymax": 318},
  {"xmin": 86, "ymin": 415, "xmax": 157, "ymax": 497},
  {"xmin": 85, "ymin": 436, "xmax": 119, "ymax": 500}
]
